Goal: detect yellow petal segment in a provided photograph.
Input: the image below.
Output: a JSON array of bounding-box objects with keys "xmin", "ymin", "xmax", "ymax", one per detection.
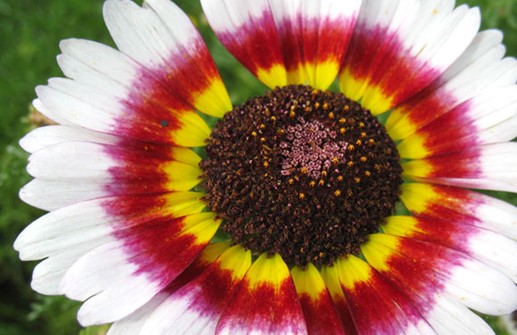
[
  {"xmin": 162, "ymin": 191, "xmax": 206, "ymax": 217},
  {"xmin": 382, "ymin": 216, "xmax": 421, "ymax": 238},
  {"xmin": 335, "ymin": 255, "xmax": 374, "ymax": 290},
  {"xmin": 291, "ymin": 263, "xmax": 328, "ymax": 300},
  {"xmin": 360, "ymin": 234, "xmax": 401, "ymax": 272},
  {"xmin": 399, "ymin": 183, "xmax": 438, "ymax": 214},
  {"xmin": 217, "ymin": 244, "xmax": 252, "ymax": 280},
  {"xmin": 171, "ymin": 111, "xmax": 211, "ymax": 147},
  {"xmin": 385, "ymin": 109, "xmax": 417, "ymax": 141},
  {"xmin": 182, "ymin": 212, "xmax": 221, "ymax": 244},
  {"xmin": 339, "ymin": 68, "xmax": 393, "ymax": 115},
  {"xmin": 198, "ymin": 242, "xmax": 233, "ymax": 264},
  {"xmin": 257, "ymin": 64, "xmax": 288, "ymax": 89},
  {"xmin": 397, "ymin": 133, "xmax": 430, "ymax": 159},
  {"xmin": 246, "ymin": 252, "xmax": 291, "ymax": 289},
  {"xmin": 402, "ymin": 159, "xmax": 434, "ymax": 180},
  {"xmin": 287, "ymin": 60, "xmax": 341, "ymax": 90},
  {"xmin": 193, "ymin": 78, "xmax": 233, "ymax": 118},
  {"xmin": 171, "ymin": 147, "xmax": 201, "ymax": 166},
  {"xmin": 162, "ymin": 161, "xmax": 202, "ymax": 191}
]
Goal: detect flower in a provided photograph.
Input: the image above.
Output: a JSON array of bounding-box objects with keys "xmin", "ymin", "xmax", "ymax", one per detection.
[{"xmin": 14, "ymin": 0, "xmax": 517, "ymax": 333}]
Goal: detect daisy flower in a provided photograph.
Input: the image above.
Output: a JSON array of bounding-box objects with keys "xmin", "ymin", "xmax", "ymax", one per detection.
[{"xmin": 14, "ymin": 0, "xmax": 517, "ymax": 334}]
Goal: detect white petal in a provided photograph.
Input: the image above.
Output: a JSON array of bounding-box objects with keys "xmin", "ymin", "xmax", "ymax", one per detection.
[
  {"xmin": 140, "ymin": 294, "xmax": 217, "ymax": 335},
  {"xmin": 20, "ymin": 125, "xmax": 118, "ymax": 154},
  {"xmin": 59, "ymin": 38, "xmax": 138, "ymax": 90},
  {"xmin": 446, "ymin": 258, "xmax": 517, "ymax": 315},
  {"xmin": 61, "ymin": 239, "xmax": 161, "ymax": 325},
  {"xmin": 107, "ymin": 293, "xmax": 168, "ymax": 335},
  {"xmin": 467, "ymin": 229, "xmax": 517, "ymax": 282},
  {"xmin": 424, "ymin": 295, "xmax": 495, "ymax": 335},
  {"xmin": 20, "ymin": 178, "xmax": 107, "ymax": 211},
  {"xmin": 14, "ymin": 199, "xmax": 113, "ymax": 261}
]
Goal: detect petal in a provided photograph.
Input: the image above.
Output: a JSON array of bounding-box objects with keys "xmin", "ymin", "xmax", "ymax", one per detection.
[
  {"xmin": 400, "ymin": 183, "xmax": 517, "ymax": 239},
  {"xmin": 328, "ymin": 256, "xmax": 435, "ymax": 335},
  {"xmin": 386, "ymin": 29, "xmax": 517, "ymax": 141},
  {"xmin": 362, "ymin": 234, "xmax": 517, "ymax": 316},
  {"xmin": 140, "ymin": 245, "xmax": 251, "ymax": 334},
  {"xmin": 107, "ymin": 242, "xmax": 231, "ymax": 335},
  {"xmin": 319, "ymin": 264, "xmax": 357, "ymax": 334},
  {"xmin": 202, "ymin": 0, "xmax": 361, "ymax": 90},
  {"xmin": 20, "ymin": 141, "xmax": 202, "ymax": 210},
  {"xmin": 291, "ymin": 263, "xmax": 346, "ymax": 335},
  {"xmin": 14, "ymin": 192, "xmax": 206, "ymax": 295},
  {"xmin": 201, "ymin": 0, "xmax": 286, "ymax": 88},
  {"xmin": 36, "ymin": 69, "xmax": 210, "ymax": 147},
  {"xmin": 20, "ymin": 125, "xmax": 118, "ymax": 154},
  {"xmin": 340, "ymin": 0, "xmax": 480, "ymax": 115},
  {"xmin": 383, "ymin": 215, "xmax": 517, "ymax": 282},
  {"xmin": 268, "ymin": 0, "xmax": 361, "ymax": 89},
  {"xmin": 216, "ymin": 253, "xmax": 307, "ymax": 334},
  {"xmin": 60, "ymin": 212, "xmax": 220, "ymax": 325},
  {"xmin": 396, "ymin": 86, "xmax": 517, "ymax": 159},
  {"xmin": 402, "ymin": 142, "xmax": 517, "ymax": 193},
  {"xmin": 103, "ymin": 0, "xmax": 231, "ymax": 117}
]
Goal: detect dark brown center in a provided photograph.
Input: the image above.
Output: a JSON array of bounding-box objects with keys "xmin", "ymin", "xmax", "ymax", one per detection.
[{"xmin": 200, "ymin": 85, "xmax": 402, "ymax": 266}]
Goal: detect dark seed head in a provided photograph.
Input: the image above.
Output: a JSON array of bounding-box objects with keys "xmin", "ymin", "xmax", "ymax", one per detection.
[{"xmin": 200, "ymin": 85, "xmax": 402, "ymax": 267}]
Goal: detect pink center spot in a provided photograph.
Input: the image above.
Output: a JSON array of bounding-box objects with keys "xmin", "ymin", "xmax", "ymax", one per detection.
[{"xmin": 280, "ymin": 118, "xmax": 348, "ymax": 179}]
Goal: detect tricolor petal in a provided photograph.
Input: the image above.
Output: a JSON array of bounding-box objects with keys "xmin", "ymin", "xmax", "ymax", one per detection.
[
  {"xmin": 268, "ymin": 0, "xmax": 361, "ymax": 89},
  {"xmin": 291, "ymin": 263, "xmax": 346, "ymax": 335},
  {"xmin": 216, "ymin": 253, "xmax": 307, "ymax": 334},
  {"xmin": 400, "ymin": 183, "xmax": 517, "ymax": 239},
  {"xmin": 386, "ymin": 29, "xmax": 517, "ymax": 141},
  {"xmin": 139, "ymin": 245, "xmax": 251, "ymax": 334},
  {"xmin": 322, "ymin": 255, "xmax": 436, "ymax": 334},
  {"xmin": 402, "ymin": 142, "xmax": 517, "ymax": 193},
  {"xmin": 20, "ymin": 141, "xmax": 202, "ymax": 210},
  {"xmin": 362, "ymin": 234, "xmax": 517, "ymax": 316},
  {"xmin": 107, "ymin": 242, "xmax": 232, "ymax": 335},
  {"xmin": 383, "ymin": 215, "xmax": 517, "ymax": 282},
  {"xmin": 202, "ymin": 0, "xmax": 361, "ymax": 89},
  {"xmin": 340, "ymin": 0, "xmax": 480, "ymax": 115},
  {"xmin": 103, "ymin": 0, "xmax": 231, "ymax": 117},
  {"xmin": 201, "ymin": 0, "xmax": 287, "ymax": 89},
  {"xmin": 60, "ymin": 212, "xmax": 220, "ymax": 325}
]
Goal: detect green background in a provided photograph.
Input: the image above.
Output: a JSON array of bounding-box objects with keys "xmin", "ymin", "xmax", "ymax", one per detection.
[{"xmin": 1, "ymin": 0, "xmax": 516, "ymax": 334}]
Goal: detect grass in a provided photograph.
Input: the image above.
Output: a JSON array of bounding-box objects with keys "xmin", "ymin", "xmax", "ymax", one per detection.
[{"xmin": 0, "ymin": 0, "xmax": 516, "ymax": 334}]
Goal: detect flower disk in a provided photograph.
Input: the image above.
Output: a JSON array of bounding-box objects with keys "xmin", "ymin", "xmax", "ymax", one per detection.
[{"xmin": 201, "ymin": 85, "xmax": 402, "ymax": 266}]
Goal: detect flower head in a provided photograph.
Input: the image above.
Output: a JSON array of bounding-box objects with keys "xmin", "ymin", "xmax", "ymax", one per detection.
[{"xmin": 15, "ymin": 0, "xmax": 517, "ymax": 333}]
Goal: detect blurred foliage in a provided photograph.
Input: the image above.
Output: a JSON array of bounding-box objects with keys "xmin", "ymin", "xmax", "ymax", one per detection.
[{"xmin": 0, "ymin": 0, "xmax": 516, "ymax": 334}]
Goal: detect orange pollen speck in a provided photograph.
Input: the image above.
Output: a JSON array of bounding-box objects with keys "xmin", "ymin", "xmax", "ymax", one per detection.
[
  {"xmin": 334, "ymin": 190, "xmax": 342, "ymax": 197},
  {"xmin": 328, "ymin": 112, "xmax": 335, "ymax": 119}
]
